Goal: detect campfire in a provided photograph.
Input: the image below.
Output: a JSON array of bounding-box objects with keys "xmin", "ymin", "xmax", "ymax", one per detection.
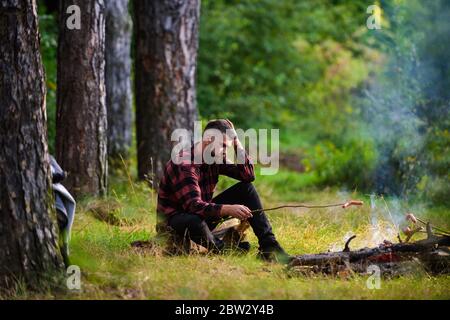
[{"xmin": 289, "ymin": 213, "xmax": 450, "ymax": 277}]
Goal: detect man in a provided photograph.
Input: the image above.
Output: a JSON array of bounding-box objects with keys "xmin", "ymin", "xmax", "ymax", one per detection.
[{"xmin": 157, "ymin": 119, "xmax": 291, "ymax": 263}]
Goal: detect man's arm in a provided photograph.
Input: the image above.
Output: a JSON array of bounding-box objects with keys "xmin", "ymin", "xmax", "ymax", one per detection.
[
  {"xmin": 217, "ymin": 138, "xmax": 255, "ymax": 182},
  {"xmin": 172, "ymin": 164, "xmax": 253, "ymax": 220}
]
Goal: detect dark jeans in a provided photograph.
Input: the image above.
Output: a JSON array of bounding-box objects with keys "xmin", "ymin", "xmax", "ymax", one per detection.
[{"xmin": 167, "ymin": 182, "xmax": 277, "ymax": 250}]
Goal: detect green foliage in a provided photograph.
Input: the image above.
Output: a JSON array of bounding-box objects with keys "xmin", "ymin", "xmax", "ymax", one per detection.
[
  {"xmin": 198, "ymin": 0, "xmax": 383, "ymax": 195},
  {"xmin": 198, "ymin": 0, "xmax": 370, "ymax": 130},
  {"xmin": 420, "ymin": 128, "xmax": 450, "ymax": 205},
  {"xmin": 305, "ymin": 136, "xmax": 377, "ymax": 190},
  {"xmin": 38, "ymin": 4, "xmax": 58, "ymax": 154}
]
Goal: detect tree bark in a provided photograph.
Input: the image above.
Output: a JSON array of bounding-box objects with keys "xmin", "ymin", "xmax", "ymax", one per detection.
[
  {"xmin": 133, "ymin": 0, "xmax": 200, "ymax": 183},
  {"xmin": 0, "ymin": 0, "xmax": 63, "ymax": 291},
  {"xmin": 56, "ymin": 0, "xmax": 107, "ymax": 196},
  {"xmin": 105, "ymin": 0, "xmax": 132, "ymax": 164}
]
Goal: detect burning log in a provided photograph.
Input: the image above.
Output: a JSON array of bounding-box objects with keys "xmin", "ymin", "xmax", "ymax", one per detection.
[{"xmin": 289, "ymin": 232, "xmax": 450, "ymax": 277}]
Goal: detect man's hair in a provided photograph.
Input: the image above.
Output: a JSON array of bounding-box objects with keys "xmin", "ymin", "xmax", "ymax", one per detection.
[{"xmin": 204, "ymin": 119, "xmax": 233, "ymax": 136}]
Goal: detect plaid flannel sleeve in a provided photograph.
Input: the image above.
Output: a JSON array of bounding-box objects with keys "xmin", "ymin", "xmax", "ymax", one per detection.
[
  {"xmin": 218, "ymin": 146, "xmax": 255, "ymax": 182},
  {"xmin": 172, "ymin": 164, "xmax": 223, "ymax": 218}
]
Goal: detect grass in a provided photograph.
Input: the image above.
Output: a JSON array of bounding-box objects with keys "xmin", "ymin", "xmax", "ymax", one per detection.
[{"xmin": 8, "ymin": 169, "xmax": 450, "ymax": 300}]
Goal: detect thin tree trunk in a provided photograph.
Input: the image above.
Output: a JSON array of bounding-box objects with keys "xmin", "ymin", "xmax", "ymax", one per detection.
[
  {"xmin": 105, "ymin": 0, "xmax": 132, "ymax": 164},
  {"xmin": 0, "ymin": 0, "xmax": 63, "ymax": 291},
  {"xmin": 134, "ymin": 0, "xmax": 200, "ymax": 183},
  {"xmin": 56, "ymin": 0, "xmax": 107, "ymax": 196}
]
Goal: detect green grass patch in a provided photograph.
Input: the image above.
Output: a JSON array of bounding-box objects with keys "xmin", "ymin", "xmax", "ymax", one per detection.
[{"xmin": 15, "ymin": 169, "xmax": 449, "ymax": 300}]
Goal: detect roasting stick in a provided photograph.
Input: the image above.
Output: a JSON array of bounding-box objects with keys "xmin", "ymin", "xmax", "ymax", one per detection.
[
  {"xmin": 417, "ymin": 219, "xmax": 449, "ymax": 235},
  {"xmin": 250, "ymin": 200, "xmax": 364, "ymax": 214},
  {"xmin": 416, "ymin": 230, "xmax": 449, "ymax": 237}
]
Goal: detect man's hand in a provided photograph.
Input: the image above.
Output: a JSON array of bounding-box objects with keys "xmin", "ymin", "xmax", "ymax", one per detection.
[
  {"xmin": 225, "ymin": 119, "xmax": 243, "ymax": 149},
  {"xmin": 225, "ymin": 119, "xmax": 235, "ymax": 130},
  {"xmin": 221, "ymin": 204, "xmax": 253, "ymax": 220}
]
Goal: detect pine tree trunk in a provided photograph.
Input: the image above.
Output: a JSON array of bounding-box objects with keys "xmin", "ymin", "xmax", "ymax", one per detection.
[
  {"xmin": 105, "ymin": 0, "xmax": 132, "ymax": 164},
  {"xmin": 56, "ymin": 0, "xmax": 107, "ymax": 196},
  {"xmin": 0, "ymin": 0, "xmax": 63, "ymax": 290},
  {"xmin": 134, "ymin": 0, "xmax": 200, "ymax": 183}
]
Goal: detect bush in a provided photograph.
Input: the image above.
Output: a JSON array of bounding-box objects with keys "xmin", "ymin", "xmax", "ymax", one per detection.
[{"xmin": 305, "ymin": 136, "xmax": 376, "ymax": 190}]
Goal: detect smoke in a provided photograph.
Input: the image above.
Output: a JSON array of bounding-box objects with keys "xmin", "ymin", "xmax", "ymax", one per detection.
[{"xmin": 359, "ymin": 0, "xmax": 450, "ymax": 201}]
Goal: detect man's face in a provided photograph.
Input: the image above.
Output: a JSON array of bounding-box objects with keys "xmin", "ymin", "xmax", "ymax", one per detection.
[{"xmin": 203, "ymin": 131, "xmax": 233, "ymax": 161}]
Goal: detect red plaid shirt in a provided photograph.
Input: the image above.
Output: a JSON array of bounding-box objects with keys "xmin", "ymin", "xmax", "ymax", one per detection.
[{"xmin": 157, "ymin": 145, "xmax": 255, "ymax": 219}]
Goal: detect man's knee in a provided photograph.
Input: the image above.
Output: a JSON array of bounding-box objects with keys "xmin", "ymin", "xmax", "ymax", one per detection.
[
  {"xmin": 169, "ymin": 213, "xmax": 204, "ymax": 235},
  {"xmin": 234, "ymin": 181, "xmax": 256, "ymax": 193},
  {"xmin": 185, "ymin": 215, "xmax": 205, "ymax": 233}
]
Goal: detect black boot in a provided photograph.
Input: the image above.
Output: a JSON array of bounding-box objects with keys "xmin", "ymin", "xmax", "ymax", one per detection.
[
  {"xmin": 196, "ymin": 220, "xmax": 225, "ymax": 253},
  {"xmin": 210, "ymin": 237, "xmax": 225, "ymax": 253},
  {"xmin": 258, "ymin": 241, "xmax": 293, "ymax": 264},
  {"xmin": 236, "ymin": 241, "xmax": 251, "ymax": 253}
]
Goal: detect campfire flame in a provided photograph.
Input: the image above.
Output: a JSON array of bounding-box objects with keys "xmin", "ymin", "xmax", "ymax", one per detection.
[{"xmin": 329, "ymin": 194, "xmax": 406, "ymax": 251}]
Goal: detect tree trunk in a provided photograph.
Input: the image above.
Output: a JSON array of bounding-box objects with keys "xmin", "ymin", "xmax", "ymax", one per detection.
[
  {"xmin": 56, "ymin": 0, "xmax": 107, "ymax": 196},
  {"xmin": 0, "ymin": 0, "xmax": 63, "ymax": 291},
  {"xmin": 133, "ymin": 0, "xmax": 200, "ymax": 183},
  {"xmin": 105, "ymin": 0, "xmax": 132, "ymax": 164}
]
